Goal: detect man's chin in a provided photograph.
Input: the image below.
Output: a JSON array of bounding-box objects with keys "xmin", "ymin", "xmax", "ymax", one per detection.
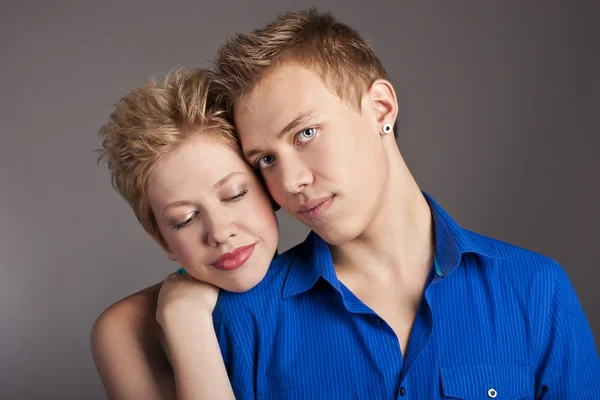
[{"xmin": 313, "ymin": 223, "xmax": 360, "ymax": 247}]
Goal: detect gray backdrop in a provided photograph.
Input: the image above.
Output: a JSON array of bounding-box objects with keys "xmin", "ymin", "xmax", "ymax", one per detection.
[{"xmin": 1, "ymin": 1, "xmax": 598, "ymax": 398}]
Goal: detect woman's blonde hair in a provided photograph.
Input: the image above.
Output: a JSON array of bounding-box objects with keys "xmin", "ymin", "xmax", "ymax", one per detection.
[{"xmin": 98, "ymin": 68, "xmax": 236, "ymax": 247}]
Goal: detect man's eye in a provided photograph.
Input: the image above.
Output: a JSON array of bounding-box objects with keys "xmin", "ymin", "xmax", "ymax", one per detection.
[
  {"xmin": 297, "ymin": 127, "xmax": 317, "ymax": 143},
  {"xmin": 257, "ymin": 155, "xmax": 275, "ymax": 169}
]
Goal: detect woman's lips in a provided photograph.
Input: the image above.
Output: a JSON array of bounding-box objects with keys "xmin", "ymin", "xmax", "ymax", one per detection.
[{"xmin": 210, "ymin": 243, "xmax": 256, "ymax": 271}]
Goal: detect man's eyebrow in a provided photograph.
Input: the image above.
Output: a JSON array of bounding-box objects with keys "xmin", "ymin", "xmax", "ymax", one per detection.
[
  {"xmin": 244, "ymin": 112, "xmax": 315, "ymax": 160},
  {"xmin": 277, "ymin": 113, "xmax": 314, "ymax": 140}
]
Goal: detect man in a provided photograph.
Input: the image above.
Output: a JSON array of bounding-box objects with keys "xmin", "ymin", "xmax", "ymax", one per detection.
[{"xmin": 210, "ymin": 8, "xmax": 600, "ymax": 398}]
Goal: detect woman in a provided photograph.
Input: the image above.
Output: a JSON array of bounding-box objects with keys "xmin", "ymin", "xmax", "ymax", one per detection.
[{"xmin": 91, "ymin": 69, "xmax": 279, "ymax": 399}]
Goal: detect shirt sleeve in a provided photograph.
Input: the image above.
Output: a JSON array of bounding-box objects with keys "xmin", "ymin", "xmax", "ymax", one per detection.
[
  {"xmin": 213, "ymin": 308, "xmax": 255, "ymax": 400},
  {"xmin": 535, "ymin": 263, "xmax": 600, "ymax": 399}
]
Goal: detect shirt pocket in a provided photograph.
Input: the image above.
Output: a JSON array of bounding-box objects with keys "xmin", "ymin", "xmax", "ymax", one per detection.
[
  {"xmin": 440, "ymin": 365, "xmax": 532, "ymax": 399},
  {"xmin": 257, "ymin": 382, "xmax": 355, "ymax": 400}
]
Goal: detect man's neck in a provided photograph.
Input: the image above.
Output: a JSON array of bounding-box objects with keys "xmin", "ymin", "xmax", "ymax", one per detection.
[{"xmin": 329, "ymin": 148, "xmax": 434, "ymax": 287}]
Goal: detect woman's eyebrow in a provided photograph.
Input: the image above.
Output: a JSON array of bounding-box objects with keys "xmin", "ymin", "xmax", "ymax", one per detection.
[
  {"xmin": 213, "ymin": 171, "xmax": 246, "ymax": 189},
  {"xmin": 162, "ymin": 200, "xmax": 193, "ymax": 214}
]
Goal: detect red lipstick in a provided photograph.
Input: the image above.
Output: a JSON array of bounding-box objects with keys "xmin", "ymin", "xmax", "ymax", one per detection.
[{"xmin": 210, "ymin": 243, "xmax": 256, "ymax": 271}]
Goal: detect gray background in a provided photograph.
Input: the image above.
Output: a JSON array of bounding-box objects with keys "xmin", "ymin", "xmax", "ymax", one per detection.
[{"xmin": 1, "ymin": 0, "xmax": 598, "ymax": 398}]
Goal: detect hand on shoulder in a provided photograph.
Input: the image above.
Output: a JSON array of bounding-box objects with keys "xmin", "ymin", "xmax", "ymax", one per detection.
[{"xmin": 156, "ymin": 272, "xmax": 219, "ymax": 330}]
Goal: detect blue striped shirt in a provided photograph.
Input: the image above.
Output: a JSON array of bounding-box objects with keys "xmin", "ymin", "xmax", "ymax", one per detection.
[{"xmin": 213, "ymin": 194, "xmax": 600, "ymax": 399}]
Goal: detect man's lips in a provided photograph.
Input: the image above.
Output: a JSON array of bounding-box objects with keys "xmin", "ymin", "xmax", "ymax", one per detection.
[
  {"xmin": 298, "ymin": 197, "xmax": 332, "ymax": 212},
  {"xmin": 297, "ymin": 196, "xmax": 334, "ymax": 220},
  {"xmin": 210, "ymin": 243, "xmax": 256, "ymax": 271}
]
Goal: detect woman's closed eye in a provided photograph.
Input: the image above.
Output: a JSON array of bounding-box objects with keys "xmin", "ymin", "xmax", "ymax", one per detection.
[
  {"xmin": 224, "ymin": 188, "xmax": 249, "ymax": 202},
  {"xmin": 172, "ymin": 212, "xmax": 198, "ymax": 230},
  {"xmin": 170, "ymin": 189, "xmax": 249, "ymax": 231}
]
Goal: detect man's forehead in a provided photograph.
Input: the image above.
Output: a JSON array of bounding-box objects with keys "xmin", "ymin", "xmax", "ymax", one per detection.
[{"xmin": 236, "ymin": 68, "xmax": 325, "ymax": 129}]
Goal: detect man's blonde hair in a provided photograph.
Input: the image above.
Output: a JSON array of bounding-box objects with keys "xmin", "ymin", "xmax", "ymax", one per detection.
[
  {"xmin": 213, "ymin": 8, "xmax": 395, "ymax": 135},
  {"xmin": 98, "ymin": 69, "xmax": 236, "ymax": 247}
]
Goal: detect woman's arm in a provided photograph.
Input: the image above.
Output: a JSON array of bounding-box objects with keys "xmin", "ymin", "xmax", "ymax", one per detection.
[
  {"xmin": 156, "ymin": 273, "xmax": 236, "ymax": 400},
  {"xmin": 90, "ymin": 283, "xmax": 177, "ymax": 400},
  {"xmin": 91, "ymin": 275, "xmax": 237, "ymax": 400}
]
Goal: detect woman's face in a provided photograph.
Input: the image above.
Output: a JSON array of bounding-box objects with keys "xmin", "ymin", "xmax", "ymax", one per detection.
[{"xmin": 146, "ymin": 133, "xmax": 279, "ymax": 293}]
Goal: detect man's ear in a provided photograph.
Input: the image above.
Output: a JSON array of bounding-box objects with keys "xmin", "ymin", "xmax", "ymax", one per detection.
[
  {"xmin": 143, "ymin": 226, "xmax": 177, "ymax": 261},
  {"xmin": 366, "ymin": 79, "xmax": 398, "ymax": 132}
]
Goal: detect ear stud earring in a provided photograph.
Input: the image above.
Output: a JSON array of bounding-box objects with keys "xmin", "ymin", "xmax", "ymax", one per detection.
[{"xmin": 382, "ymin": 123, "xmax": 393, "ymax": 135}]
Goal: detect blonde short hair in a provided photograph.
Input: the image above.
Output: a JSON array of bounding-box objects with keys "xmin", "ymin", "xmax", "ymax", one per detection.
[
  {"xmin": 98, "ymin": 69, "xmax": 236, "ymax": 247},
  {"xmin": 213, "ymin": 8, "xmax": 395, "ymax": 135}
]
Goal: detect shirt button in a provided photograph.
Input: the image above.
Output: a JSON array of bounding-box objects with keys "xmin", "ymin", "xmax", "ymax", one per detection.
[
  {"xmin": 399, "ymin": 386, "xmax": 406, "ymax": 396},
  {"xmin": 373, "ymin": 316, "xmax": 383, "ymax": 324},
  {"xmin": 487, "ymin": 388, "xmax": 497, "ymax": 398}
]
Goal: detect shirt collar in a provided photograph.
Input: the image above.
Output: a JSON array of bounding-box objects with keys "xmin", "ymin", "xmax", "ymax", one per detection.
[
  {"xmin": 281, "ymin": 231, "xmax": 336, "ymax": 299},
  {"xmin": 282, "ymin": 192, "xmax": 504, "ymax": 299},
  {"xmin": 423, "ymin": 192, "xmax": 504, "ymax": 279}
]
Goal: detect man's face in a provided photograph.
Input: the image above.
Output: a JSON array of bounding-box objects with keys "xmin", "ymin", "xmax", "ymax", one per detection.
[{"xmin": 235, "ymin": 64, "xmax": 390, "ymax": 245}]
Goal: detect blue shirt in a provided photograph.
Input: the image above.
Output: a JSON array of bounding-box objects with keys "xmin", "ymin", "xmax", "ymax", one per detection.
[{"xmin": 213, "ymin": 194, "xmax": 600, "ymax": 399}]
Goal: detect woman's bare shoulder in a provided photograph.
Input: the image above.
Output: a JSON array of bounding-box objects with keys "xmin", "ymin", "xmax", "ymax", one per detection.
[
  {"xmin": 90, "ymin": 282, "xmax": 176, "ymax": 400},
  {"xmin": 91, "ymin": 282, "xmax": 163, "ymax": 351}
]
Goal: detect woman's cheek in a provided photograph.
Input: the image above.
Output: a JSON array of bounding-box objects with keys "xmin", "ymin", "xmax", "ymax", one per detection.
[
  {"xmin": 252, "ymin": 195, "xmax": 276, "ymax": 220},
  {"xmin": 171, "ymin": 235, "xmax": 197, "ymax": 262}
]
